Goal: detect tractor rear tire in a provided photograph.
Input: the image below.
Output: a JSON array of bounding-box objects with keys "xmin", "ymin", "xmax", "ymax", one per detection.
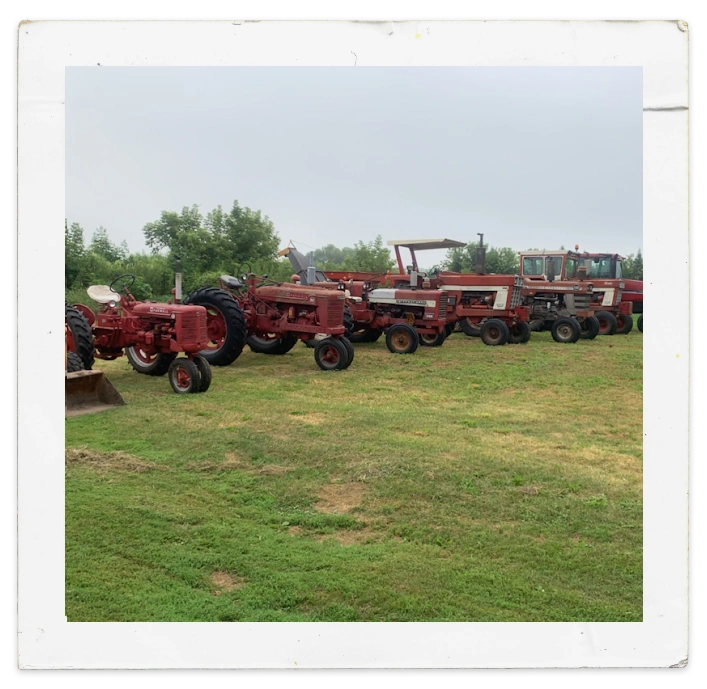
[
  {"xmin": 551, "ymin": 317, "xmax": 581, "ymax": 344},
  {"xmin": 459, "ymin": 318, "xmax": 482, "ymax": 337},
  {"xmin": 183, "ymin": 287, "xmax": 247, "ymax": 366},
  {"xmin": 480, "ymin": 319, "xmax": 510, "ymax": 346},
  {"xmin": 420, "ymin": 331, "xmax": 447, "ymax": 347},
  {"xmin": 616, "ymin": 313, "xmax": 634, "ymax": 334},
  {"xmin": 314, "ymin": 337, "xmax": 350, "ymax": 371},
  {"xmin": 343, "ymin": 305, "xmax": 354, "ymax": 338},
  {"xmin": 126, "ymin": 346, "xmax": 176, "ymax": 376},
  {"xmin": 66, "ymin": 351, "xmax": 84, "ymax": 373},
  {"xmin": 508, "ymin": 320, "xmax": 531, "ymax": 344},
  {"xmin": 192, "ymin": 354, "xmax": 212, "ymax": 393},
  {"xmin": 529, "ymin": 319, "xmax": 545, "ymax": 332},
  {"xmin": 247, "ymin": 334, "xmax": 298, "ymax": 355},
  {"xmin": 579, "ymin": 316, "xmax": 600, "ymax": 340},
  {"xmin": 348, "ymin": 328, "xmax": 371, "ymax": 343},
  {"xmin": 595, "ymin": 310, "xmax": 618, "ymax": 336},
  {"xmin": 65, "ymin": 303, "xmax": 95, "ymax": 370},
  {"xmin": 444, "ymin": 323, "xmax": 455, "ymax": 338},
  {"xmin": 637, "ymin": 314, "xmax": 643, "ymax": 333},
  {"xmin": 168, "ymin": 358, "xmax": 201, "ymax": 394},
  {"xmin": 385, "ymin": 323, "xmax": 419, "ymax": 354},
  {"xmin": 366, "ymin": 329, "xmax": 382, "ymax": 343}
]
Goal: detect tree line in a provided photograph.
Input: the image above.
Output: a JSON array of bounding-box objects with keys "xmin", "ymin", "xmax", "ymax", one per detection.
[{"xmin": 65, "ymin": 200, "xmax": 643, "ymax": 303}]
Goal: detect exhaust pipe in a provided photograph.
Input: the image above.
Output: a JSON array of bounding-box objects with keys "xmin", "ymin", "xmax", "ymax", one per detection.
[
  {"xmin": 476, "ymin": 233, "xmax": 487, "ymax": 274},
  {"xmin": 175, "ymin": 257, "xmax": 182, "ymax": 303}
]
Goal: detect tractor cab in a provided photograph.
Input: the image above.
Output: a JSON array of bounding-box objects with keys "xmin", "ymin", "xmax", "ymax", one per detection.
[{"xmin": 518, "ymin": 250, "xmax": 582, "ymax": 283}]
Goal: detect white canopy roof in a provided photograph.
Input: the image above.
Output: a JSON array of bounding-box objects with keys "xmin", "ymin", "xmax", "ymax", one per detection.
[{"xmin": 387, "ymin": 238, "xmax": 466, "ymax": 251}]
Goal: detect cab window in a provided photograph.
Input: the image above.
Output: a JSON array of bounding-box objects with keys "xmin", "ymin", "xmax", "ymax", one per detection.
[
  {"xmin": 615, "ymin": 261, "xmax": 622, "ymax": 278},
  {"xmin": 565, "ymin": 258, "xmax": 577, "ymax": 278},
  {"xmin": 591, "ymin": 258, "xmax": 612, "ymax": 278},
  {"xmin": 523, "ymin": 257, "xmax": 544, "ymax": 276}
]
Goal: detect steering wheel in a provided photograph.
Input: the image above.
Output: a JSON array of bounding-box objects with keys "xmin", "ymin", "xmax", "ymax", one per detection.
[
  {"xmin": 109, "ymin": 274, "xmax": 136, "ymax": 294},
  {"xmin": 237, "ymin": 262, "xmax": 253, "ymax": 280}
]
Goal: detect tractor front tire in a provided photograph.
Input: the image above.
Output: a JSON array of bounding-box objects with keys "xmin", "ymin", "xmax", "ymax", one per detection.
[
  {"xmin": 616, "ymin": 314, "xmax": 634, "ymax": 334},
  {"xmin": 65, "ymin": 303, "xmax": 95, "ymax": 370},
  {"xmin": 579, "ymin": 316, "xmax": 600, "ymax": 340},
  {"xmin": 551, "ymin": 317, "xmax": 581, "ymax": 344},
  {"xmin": 339, "ymin": 336, "xmax": 355, "ymax": 366},
  {"xmin": 314, "ymin": 337, "xmax": 350, "ymax": 371},
  {"xmin": 192, "ymin": 354, "xmax": 212, "ymax": 393},
  {"xmin": 637, "ymin": 314, "xmax": 643, "ymax": 333},
  {"xmin": 444, "ymin": 323, "xmax": 455, "ymax": 338},
  {"xmin": 508, "ymin": 320, "xmax": 531, "ymax": 344},
  {"xmin": 595, "ymin": 310, "xmax": 618, "ymax": 336},
  {"xmin": 420, "ymin": 331, "xmax": 446, "ymax": 347},
  {"xmin": 480, "ymin": 319, "xmax": 510, "ymax": 346},
  {"xmin": 168, "ymin": 358, "xmax": 201, "ymax": 394},
  {"xmin": 385, "ymin": 323, "xmax": 419, "ymax": 354},
  {"xmin": 183, "ymin": 287, "xmax": 247, "ymax": 366},
  {"xmin": 343, "ymin": 305, "xmax": 354, "ymax": 338}
]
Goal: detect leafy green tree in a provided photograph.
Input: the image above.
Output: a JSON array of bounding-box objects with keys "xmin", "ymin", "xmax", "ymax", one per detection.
[
  {"xmin": 312, "ymin": 244, "xmax": 356, "ymax": 268},
  {"xmin": 443, "ymin": 242, "xmax": 519, "ymax": 274},
  {"xmin": 341, "ymin": 235, "xmax": 395, "ymax": 273},
  {"xmin": 622, "ymin": 249, "xmax": 643, "ymax": 280},
  {"xmin": 90, "ymin": 226, "xmax": 128, "ymax": 263},
  {"xmin": 65, "ymin": 220, "xmax": 86, "ymax": 288}
]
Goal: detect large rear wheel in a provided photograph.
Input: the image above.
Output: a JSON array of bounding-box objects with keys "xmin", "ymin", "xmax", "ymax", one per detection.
[
  {"xmin": 126, "ymin": 346, "xmax": 176, "ymax": 376},
  {"xmin": 459, "ymin": 318, "xmax": 482, "ymax": 337},
  {"xmin": 182, "ymin": 287, "xmax": 247, "ymax": 366},
  {"xmin": 65, "ymin": 303, "xmax": 95, "ymax": 370},
  {"xmin": 248, "ymin": 334, "xmax": 298, "ymax": 355}
]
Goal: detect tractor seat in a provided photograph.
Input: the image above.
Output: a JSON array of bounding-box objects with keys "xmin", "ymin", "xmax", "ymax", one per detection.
[
  {"xmin": 220, "ymin": 274, "xmax": 245, "ymax": 290},
  {"xmin": 87, "ymin": 285, "xmax": 119, "ymax": 304}
]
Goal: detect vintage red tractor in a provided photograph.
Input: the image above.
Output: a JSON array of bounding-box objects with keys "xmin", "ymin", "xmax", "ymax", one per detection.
[
  {"xmin": 71, "ymin": 273, "xmax": 215, "ymax": 394},
  {"xmin": 279, "ymin": 246, "xmax": 450, "ymax": 353},
  {"xmin": 183, "ymin": 268, "xmax": 355, "ymax": 371},
  {"xmin": 519, "ymin": 249, "xmax": 633, "ymax": 335},
  {"xmin": 576, "ymin": 251, "xmax": 642, "ymax": 334},
  {"xmin": 387, "ymin": 237, "xmax": 533, "ymax": 346}
]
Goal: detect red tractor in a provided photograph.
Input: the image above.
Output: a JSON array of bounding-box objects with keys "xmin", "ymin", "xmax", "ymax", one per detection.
[
  {"xmin": 577, "ymin": 252, "xmax": 642, "ymax": 333},
  {"xmin": 387, "ymin": 237, "xmax": 533, "ymax": 346},
  {"xmin": 70, "ymin": 273, "xmax": 215, "ymax": 394},
  {"xmin": 519, "ymin": 249, "xmax": 633, "ymax": 335},
  {"xmin": 184, "ymin": 268, "xmax": 355, "ymax": 371},
  {"xmin": 279, "ymin": 246, "xmax": 450, "ymax": 353}
]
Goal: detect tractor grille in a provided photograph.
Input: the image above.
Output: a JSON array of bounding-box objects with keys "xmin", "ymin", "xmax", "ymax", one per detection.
[
  {"xmin": 438, "ymin": 292, "xmax": 448, "ymax": 320},
  {"xmin": 615, "ymin": 287, "xmax": 624, "ymax": 304},
  {"xmin": 180, "ymin": 311, "xmax": 207, "ymax": 344},
  {"xmin": 325, "ymin": 298, "xmax": 345, "ymax": 327},
  {"xmin": 573, "ymin": 294, "xmax": 591, "ymax": 311},
  {"xmin": 510, "ymin": 277, "xmax": 524, "ymax": 308}
]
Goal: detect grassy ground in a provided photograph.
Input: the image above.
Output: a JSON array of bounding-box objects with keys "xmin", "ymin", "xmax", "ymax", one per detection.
[{"xmin": 66, "ymin": 323, "xmax": 643, "ymax": 622}]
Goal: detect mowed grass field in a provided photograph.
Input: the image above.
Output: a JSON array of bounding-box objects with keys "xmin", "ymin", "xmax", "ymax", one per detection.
[{"xmin": 65, "ymin": 322, "xmax": 643, "ymax": 622}]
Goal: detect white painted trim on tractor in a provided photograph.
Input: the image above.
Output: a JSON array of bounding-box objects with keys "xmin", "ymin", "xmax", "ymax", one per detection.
[
  {"xmin": 437, "ymin": 284, "xmax": 510, "ymax": 310},
  {"xmin": 601, "ymin": 289, "xmax": 616, "ymax": 307}
]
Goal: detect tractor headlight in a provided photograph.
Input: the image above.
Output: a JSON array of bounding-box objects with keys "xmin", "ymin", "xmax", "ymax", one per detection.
[
  {"xmin": 587, "ymin": 283, "xmax": 593, "ymax": 292},
  {"xmin": 108, "ymin": 300, "xmax": 116, "ymax": 308},
  {"xmin": 619, "ymin": 281, "xmax": 625, "ymax": 289}
]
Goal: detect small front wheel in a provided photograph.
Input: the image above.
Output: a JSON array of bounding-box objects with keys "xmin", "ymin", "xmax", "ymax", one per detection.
[
  {"xmin": 578, "ymin": 316, "xmax": 600, "ymax": 340},
  {"xmin": 385, "ymin": 323, "xmax": 419, "ymax": 354},
  {"xmin": 480, "ymin": 318, "xmax": 510, "ymax": 346},
  {"xmin": 192, "ymin": 354, "xmax": 212, "ymax": 393},
  {"xmin": 508, "ymin": 320, "xmax": 531, "ymax": 344},
  {"xmin": 616, "ymin": 313, "xmax": 634, "ymax": 334},
  {"xmin": 419, "ymin": 331, "xmax": 446, "ymax": 347},
  {"xmin": 314, "ymin": 337, "xmax": 350, "ymax": 371},
  {"xmin": 551, "ymin": 317, "xmax": 581, "ymax": 344},
  {"xmin": 339, "ymin": 337, "xmax": 355, "ymax": 367},
  {"xmin": 168, "ymin": 358, "xmax": 201, "ymax": 394},
  {"xmin": 595, "ymin": 310, "xmax": 618, "ymax": 336}
]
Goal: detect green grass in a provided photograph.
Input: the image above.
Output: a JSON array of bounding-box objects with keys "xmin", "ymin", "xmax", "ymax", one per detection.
[{"xmin": 66, "ymin": 323, "xmax": 643, "ymax": 622}]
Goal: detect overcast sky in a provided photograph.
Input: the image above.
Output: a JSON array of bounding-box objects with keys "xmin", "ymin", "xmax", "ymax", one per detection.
[{"xmin": 66, "ymin": 67, "xmax": 642, "ymax": 267}]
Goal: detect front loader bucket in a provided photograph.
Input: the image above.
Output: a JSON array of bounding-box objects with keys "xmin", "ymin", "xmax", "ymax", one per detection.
[{"xmin": 65, "ymin": 370, "xmax": 125, "ymax": 417}]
